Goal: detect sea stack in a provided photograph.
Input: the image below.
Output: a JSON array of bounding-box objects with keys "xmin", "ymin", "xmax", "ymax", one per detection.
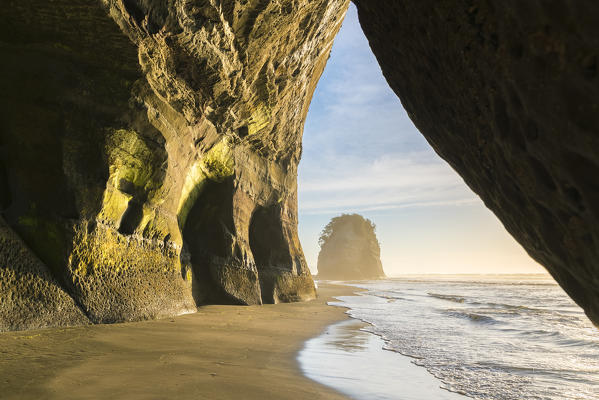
[{"xmin": 317, "ymin": 214, "xmax": 385, "ymax": 280}]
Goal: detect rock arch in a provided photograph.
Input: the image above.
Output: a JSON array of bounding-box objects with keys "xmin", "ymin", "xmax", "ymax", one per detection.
[
  {"xmin": 0, "ymin": 0, "xmax": 598, "ymax": 329},
  {"xmin": 249, "ymin": 204, "xmax": 312, "ymax": 304},
  {"xmin": 182, "ymin": 177, "xmax": 263, "ymax": 305}
]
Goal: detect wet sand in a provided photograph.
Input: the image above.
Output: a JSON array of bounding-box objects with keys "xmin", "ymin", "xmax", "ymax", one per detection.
[
  {"xmin": 0, "ymin": 284, "xmax": 355, "ymax": 400},
  {"xmin": 299, "ymin": 319, "xmax": 467, "ymax": 400}
]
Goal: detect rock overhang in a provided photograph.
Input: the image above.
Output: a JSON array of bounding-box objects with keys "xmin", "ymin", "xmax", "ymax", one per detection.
[{"xmin": 1, "ymin": 0, "xmax": 599, "ymax": 328}]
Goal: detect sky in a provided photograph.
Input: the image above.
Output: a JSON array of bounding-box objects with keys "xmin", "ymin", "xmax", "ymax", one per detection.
[{"xmin": 297, "ymin": 4, "xmax": 546, "ymax": 276}]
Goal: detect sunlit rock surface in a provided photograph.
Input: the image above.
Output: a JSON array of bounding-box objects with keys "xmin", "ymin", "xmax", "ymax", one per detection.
[
  {"xmin": 0, "ymin": 0, "xmax": 349, "ymax": 330},
  {"xmin": 317, "ymin": 214, "xmax": 385, "ymax": 280}
]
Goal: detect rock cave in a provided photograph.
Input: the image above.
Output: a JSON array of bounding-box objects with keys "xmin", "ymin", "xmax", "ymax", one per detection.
[{"xmin": 1, "ymin": 0, "xmax": 598, "ymax": 330}]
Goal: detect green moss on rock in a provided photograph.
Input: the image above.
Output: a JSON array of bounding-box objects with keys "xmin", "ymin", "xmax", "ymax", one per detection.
[
  {"xmin": 105, "ymin": 129, "xmax": 164, "ymax": 199},
  {"xmin": 67, "ymin": 222, "xmax": 195, "ymax": 322},
  {"xmin": 177, "ymin": 139, "xmax": 234, "ymax": 228}
]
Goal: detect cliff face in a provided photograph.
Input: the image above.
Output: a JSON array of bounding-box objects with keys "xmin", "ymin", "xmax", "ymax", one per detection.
[
  {"xmin": 317, "ymin": 214, "xmax": 385, "ymax": 280},
  {"xmin": 0, "ymin": 0, "xmax": 349, "ymax": 330},
  {"xmin": 1, "ymin": 0, "xmax": 599, "ymax": 330}
]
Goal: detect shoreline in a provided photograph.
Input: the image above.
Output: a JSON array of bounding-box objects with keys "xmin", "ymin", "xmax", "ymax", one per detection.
[
  {"xmin": 304, "ymin": 290, "xmax": 469, "ymax": 400},
  {"xmin": 0, "ymin": 283, "xmax": 356, "ymax": 400}
]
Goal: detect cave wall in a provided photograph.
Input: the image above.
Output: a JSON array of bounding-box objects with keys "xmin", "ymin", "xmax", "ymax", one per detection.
[
  {"xmin": 0, "ymin": 0, "xmax": 349, "ymax": 330},
  {"xmin": 354, "ymin": 0, "xmax": 599, "ymax": 324}
]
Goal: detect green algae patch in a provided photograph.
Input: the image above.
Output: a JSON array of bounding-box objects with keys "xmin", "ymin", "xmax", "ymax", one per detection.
[
  {"xmin": 176, "ymin": 139, "xmax": 234, "ymax": 228},
  {"xmin": 105, "ymin": 129, "xmax": 166, "ymax": 200},
  {"xmin": 139, "ymin": 207, "xmax": 173, "ymax": 241},
  {"xmin": 247, "ymin": 104, "xmax": 271, "ymax": 136},
  {"xmin": 66, "ymin": 223, "xmax": 195, "ymax": 323},
  {"xmin": 98, "ymin": 128, "xmax": 168, "ymax": 232},
  {"xmin": 202, "ymin": 140, "xmax": 235, "ymax": 181},
  {"xmin": 69, "ymin": 223, "xmax": 179, "ymax": 278}
]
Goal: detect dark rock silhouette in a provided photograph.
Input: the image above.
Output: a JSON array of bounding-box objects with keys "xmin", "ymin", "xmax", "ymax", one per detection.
[
  {"xmin": 317, "ymin": 214, "xmax": 385, "ymax": 280},
  {"xmin": 354, "ymin": 1, "xmax": 599, "ymax": 324}
]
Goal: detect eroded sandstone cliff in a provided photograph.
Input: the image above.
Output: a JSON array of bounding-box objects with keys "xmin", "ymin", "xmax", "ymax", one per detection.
[
  {"xmin": 1, "ymin": 0, "xmax": 599, "ymax": 330},
  {"xmin": 0, "ymin": 0, "xmax": 349, "ymax": 330}
]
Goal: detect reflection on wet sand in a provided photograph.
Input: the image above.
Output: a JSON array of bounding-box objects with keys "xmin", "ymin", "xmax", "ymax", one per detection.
[
  {"xmin": 298, "ymin": 319, "xmax": 466, "ymax": 400},
  {"xmin": 324, "ymin": 320, "xmax": 369, "ymax": 353}
]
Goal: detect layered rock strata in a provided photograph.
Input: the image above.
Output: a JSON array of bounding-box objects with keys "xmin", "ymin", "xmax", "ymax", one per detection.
[{"xmin": 0, "ymin": 0, "xmax": 349, "ymax": 330}]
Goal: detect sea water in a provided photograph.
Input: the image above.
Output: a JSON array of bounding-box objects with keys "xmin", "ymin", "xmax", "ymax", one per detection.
[
  {"xmin": 303, "ymin": 275, "xmax": 599, "ymax": 400},
  {"xmin": 299, "ymin": 318, "xmax": 467, "ymax": 399}
]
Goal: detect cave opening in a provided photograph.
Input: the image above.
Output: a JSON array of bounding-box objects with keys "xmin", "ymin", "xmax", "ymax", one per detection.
[
  {"xmin": 117, "ymin": 200, "xmax": 144, "ymax": 235},
  {"xmin": 249, "ymin": 205, "xmax": 293, "ymax": 303},
  {"xmin": 181, "ymin": 177, "xmax": 241, "ymax": 305},
  {"xmin": 298, "ymin": 3, "xmax": 545, "ymax": 277}
]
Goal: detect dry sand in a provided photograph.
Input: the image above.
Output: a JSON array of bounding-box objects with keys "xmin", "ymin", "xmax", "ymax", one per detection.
[{"xmin": 0, "ymin": 283, "xmax": 356, "ymax": 400}]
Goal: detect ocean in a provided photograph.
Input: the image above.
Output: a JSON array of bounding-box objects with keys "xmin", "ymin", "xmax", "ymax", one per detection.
[{"xmin": 299, "ymin": 275, "xmax": 599, "ymax": 399}]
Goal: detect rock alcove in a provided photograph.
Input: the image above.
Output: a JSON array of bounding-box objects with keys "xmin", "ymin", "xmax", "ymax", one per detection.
[{"xmin": 1, "ymin": 0, "xmax": 598, "ymax": 330}]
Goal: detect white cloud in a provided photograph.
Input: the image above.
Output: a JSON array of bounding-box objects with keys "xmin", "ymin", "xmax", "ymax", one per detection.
[{"xmin": 298, "ymin": 151, "xmax": 479, "ymax": 215}]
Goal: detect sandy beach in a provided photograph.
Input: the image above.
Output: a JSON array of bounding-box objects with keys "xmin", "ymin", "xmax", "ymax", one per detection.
[{"xmin": 0, "ymin": 284, "xmax": 355, "ymax": 400}]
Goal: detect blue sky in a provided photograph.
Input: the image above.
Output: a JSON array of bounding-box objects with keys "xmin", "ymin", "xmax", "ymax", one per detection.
[{"xmin": 297, "ymin": 4, "xmax": 545, "ymax": 275}]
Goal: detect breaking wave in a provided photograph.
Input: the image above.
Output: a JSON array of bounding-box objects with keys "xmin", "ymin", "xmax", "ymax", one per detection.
[{"xmin": 328, "ymin": 275, "xmax": 599, "ymax": 400}]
